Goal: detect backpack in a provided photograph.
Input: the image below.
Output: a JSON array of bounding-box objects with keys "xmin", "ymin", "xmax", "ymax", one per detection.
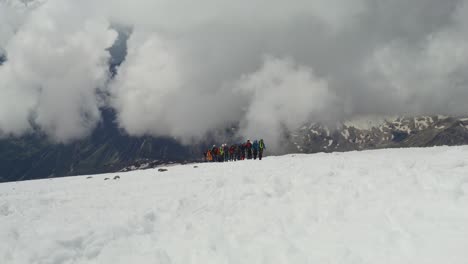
[
  {"xmin": 253, "ymin": 141, "xmax": 259, "ymax": 150},
  {"xmin": 259, "ymin": 140, "xmax": 264, "ymax": 149}
]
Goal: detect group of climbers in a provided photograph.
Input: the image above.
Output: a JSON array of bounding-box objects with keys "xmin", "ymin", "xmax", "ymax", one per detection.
[{"xmin": 203, "ymin": 139, "xmax": 266, "ymax": 162}]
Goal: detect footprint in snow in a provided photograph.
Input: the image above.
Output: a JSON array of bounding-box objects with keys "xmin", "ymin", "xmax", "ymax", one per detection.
[{"xmin": 0, "ymin": 203, "xmax": 13, "ymax": 216}]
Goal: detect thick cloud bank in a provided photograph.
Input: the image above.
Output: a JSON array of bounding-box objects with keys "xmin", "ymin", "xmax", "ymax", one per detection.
[
  {"xmin": 1, "ymin": 0, "xmax": 468, "ymax": 149},
  {"xmin": 236, "ymin": 56, "xmax": 335, "ymax": 151},
  {"xmin": 0, "ymin": 0, "xmax": 116, "ymax": 141}
]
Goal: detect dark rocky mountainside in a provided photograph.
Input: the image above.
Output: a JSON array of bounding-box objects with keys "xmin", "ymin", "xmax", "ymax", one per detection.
[
  {"xmin": 0, "ymin": 110, "xmax": 201, "ymax": 182},
  {"xmin": 289, "ymin": 116, "xmax": 468, "ymax": 153}
]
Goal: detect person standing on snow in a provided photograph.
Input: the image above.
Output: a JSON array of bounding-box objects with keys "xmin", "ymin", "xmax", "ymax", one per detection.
[
  {"xmin": 230, "ymin": 145, "xmax": 236, "ymax": 161},
  {"xmin": 259, "ymin": 139, "xmax": 266, "ymax": 160},
  {"xmin": 207, "ymin": 150, "xmax": 213, "ymax": 162},
  {"xmin": 211, "ymin": 145, "xmax": 218, "ymax": 162},
  {"xmin": 224, "ymin": 144, "xmax": 229, "ymax": 162},
  {"xmin": 252, "ymin": 140, "xmax": 259, "ymax": 160},
  {"xmin": 245, "ymin": 140, "xmax": 253, "ymax": 159},
  {"xmin": 237, "ymin": 143, "xmax": 243, "ymax": 160},
  {"xmin": 219, "ymin": 145, "xmax": 225, "ymax": 162}
]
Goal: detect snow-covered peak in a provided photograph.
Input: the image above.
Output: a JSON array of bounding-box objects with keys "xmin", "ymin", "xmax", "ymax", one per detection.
[
  {"xmin": 343, "ymin": 115, "xmax": 393, "ymax": 130},
  {"xmin": 291, "ymin": 115, "xmax": 468, "ymax": 153}
]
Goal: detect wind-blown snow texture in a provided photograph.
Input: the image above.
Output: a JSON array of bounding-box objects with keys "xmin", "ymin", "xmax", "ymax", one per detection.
[{"xmin": 1, "ymin": 146, "xmax": 468, "ymax": 263}]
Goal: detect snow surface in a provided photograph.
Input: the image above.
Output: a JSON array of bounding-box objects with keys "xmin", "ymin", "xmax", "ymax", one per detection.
[
  {"xmin": 341, "ymin": 129, "xmax": 350, "ymax": 140},
  {"xmin": 2, "ymin": 146, "xmax": 468, "ymax": 263},
  {"xmin": 310, "ymin": 129, "xmax": 320, "ymax": 136},
  {"xmin": 414, "ymin": 117, "xmax": 430, "ymax": 130}
]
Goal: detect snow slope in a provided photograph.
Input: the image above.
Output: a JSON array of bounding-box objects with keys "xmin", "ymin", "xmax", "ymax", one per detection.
[{"xmin": 2, "ymin": 146, "xmax": 468, "ymax": 263}]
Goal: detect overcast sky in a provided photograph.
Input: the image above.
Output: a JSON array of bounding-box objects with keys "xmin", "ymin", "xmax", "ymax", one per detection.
[{"xmin": 1, "ymin": 0, "xmax": 468, "ymax": 150}]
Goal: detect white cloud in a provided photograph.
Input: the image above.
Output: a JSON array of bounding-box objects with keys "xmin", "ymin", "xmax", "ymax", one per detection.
[
  {"xmin": 0, "ymin": 0, "xmax": 117, "ymax": 141},
  {"xmin": 236, "ymin": 56, "xmax": 335, "ymax": 152},
  {"xmin": 1, "ymin": 0, "xmax": 468, "ymax": 150},
  {"xmin": 110, "ymin": 31, "xmax": 243, "ymax": 143}
]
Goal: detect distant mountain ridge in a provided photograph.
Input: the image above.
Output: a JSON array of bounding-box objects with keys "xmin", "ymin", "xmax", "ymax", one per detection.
[
  {"xmin": 289, "ymin": 116, "xmax": 468, "ymax": 153},
  {"xmin": 2, "ymin": 114, "xmax": 468, "ymax": 183}
]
